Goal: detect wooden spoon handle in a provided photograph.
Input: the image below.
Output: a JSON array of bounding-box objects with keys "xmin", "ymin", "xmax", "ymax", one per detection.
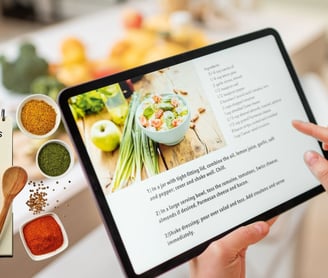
[{"xmin": 0, "ymin": 198, "xmax": 12, "ymax": 235}]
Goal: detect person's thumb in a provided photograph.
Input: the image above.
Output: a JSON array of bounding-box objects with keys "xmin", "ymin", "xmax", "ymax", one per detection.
[{"xmin": 304, "ymin": 150, "xmax": 328, "ymax": 191}]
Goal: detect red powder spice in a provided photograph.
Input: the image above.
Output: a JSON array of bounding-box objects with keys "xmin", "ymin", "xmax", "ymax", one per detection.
[{"xmin": 23, "ymin": 215, "xmax": 64, "ymax": 255}]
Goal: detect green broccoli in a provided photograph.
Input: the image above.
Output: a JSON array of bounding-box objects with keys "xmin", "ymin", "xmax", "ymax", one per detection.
[
  {"xmin": 0, "ymin": 42, "xmax": 49, "ymax": 94},
  {"xmin": 30, "ymin": 75, "xmax": 66, "ymax": 100}
]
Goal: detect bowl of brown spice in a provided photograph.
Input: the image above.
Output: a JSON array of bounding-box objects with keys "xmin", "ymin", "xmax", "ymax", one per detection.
[{"xmin": 16, "ymin": 94, "xmax": 61, "ymax": 139}]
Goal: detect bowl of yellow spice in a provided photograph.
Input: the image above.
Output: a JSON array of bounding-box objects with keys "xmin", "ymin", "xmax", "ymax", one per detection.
[{"xmin": 16, "ymin": 94, "xmax": 61, "ymax": 139}]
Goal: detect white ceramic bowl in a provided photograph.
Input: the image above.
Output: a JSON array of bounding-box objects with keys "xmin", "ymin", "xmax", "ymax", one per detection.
[
  {"xmin": 136, "ymin": 94, "xmax": 191, "ymax": 146},
  {"xmin": 19, "ymin": 212, "xmax": 69, "ymax": 261},
  {"xmin": 16, "ymin": 94, "xmax": 61, "ymax": 139},
  {"xmin": 36, "ymin": 139, "xmax": 74, "ymax": 179}
]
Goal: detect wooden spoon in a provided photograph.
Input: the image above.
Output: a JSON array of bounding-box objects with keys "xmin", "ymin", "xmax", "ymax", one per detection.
[{"xmin": 0, "ymin": 166, "xmax": 28, "ymax": 234}]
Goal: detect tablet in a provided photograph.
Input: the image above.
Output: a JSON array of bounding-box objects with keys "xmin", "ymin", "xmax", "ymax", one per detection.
[{"xmin": 58, "ymin": 28, "xmax": 327, "ymax": 277}]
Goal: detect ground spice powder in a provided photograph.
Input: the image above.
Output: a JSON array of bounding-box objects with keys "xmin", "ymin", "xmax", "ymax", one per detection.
[
  {"xmin": 38, "ymin": 142, "xmax": 71, "ymax": 177},
  {"xmin": 21, "ymin": 99, "xmax": 57, "ymax": 135},
  {"xmin": 23, "ymin": 215, "xmax": 63, "ymax": 255}
]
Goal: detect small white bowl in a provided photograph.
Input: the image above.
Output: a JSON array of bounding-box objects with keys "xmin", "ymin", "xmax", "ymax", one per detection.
[
  {"xmin": 19, "ymin": 212, "xmax": 69, "ymax": 261},
  {"xmin": 136, "ymin": 94, "xmax": 191, "ymax": 145},
  {"xmin": 36, "ymin": 139, "xmax": 74, "ymax": 179},
  {"xmin": 16, "ymin": 94, "xmax": 61, "ymax": 139}
]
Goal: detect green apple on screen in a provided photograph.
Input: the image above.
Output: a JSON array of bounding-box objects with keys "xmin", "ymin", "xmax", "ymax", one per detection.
[{"xmin": 91, "ymin": 120, "xmax": 121, "ymax": 152}]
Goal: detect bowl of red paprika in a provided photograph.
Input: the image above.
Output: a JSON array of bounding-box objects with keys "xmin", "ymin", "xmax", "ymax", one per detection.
[{"xmin": 19, "ymin": 212, "xmax": 68, "ymax": 261}]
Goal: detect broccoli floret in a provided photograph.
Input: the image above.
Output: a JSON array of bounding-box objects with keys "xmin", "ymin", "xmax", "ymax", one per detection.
[
  {"xmin": 30, "ymin": 75, "xmax": 66, "ymax": 100},
  {"xmin": 0, "ymin": 42, "xmax": 48, "ymax": 94}
]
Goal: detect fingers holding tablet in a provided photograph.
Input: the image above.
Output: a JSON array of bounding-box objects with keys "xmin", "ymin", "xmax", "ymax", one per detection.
[
  {"xmin": 189, "ymin": 221, "xmax": 271, "ymax": 278},
  {"xmin": 292, "ymin": 120, "xmax": 328, "ymax": 190}
]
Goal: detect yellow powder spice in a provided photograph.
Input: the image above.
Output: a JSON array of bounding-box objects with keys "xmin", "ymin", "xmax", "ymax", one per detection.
[{"xmin": 21, "ymin": 99, "xmax": 57, "ymax": 135}]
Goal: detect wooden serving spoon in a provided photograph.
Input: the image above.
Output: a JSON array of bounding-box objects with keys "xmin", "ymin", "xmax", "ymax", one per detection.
[{"xmin": 0, "ymin": 166, "xmax": 28, "ymax": 235}]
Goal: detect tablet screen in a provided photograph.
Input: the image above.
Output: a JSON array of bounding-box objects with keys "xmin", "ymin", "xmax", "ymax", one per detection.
[{"xmin": 59, "ymin": 28, "xmax": 325, "ymax": 277}]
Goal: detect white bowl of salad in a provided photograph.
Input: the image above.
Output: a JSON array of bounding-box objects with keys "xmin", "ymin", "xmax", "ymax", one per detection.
[{"xmin": 136, "ymin": 93, "xmax": 191, "ymax": 145}]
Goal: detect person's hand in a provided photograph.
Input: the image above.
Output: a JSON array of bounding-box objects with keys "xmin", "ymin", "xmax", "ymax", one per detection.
[
  {"xmin": 189, "ymin": 219, "xmax": 275, "ymax": 278},
  {"xmin": 292, "ymin": 120, "xmax": 328, "ymax": 190}
]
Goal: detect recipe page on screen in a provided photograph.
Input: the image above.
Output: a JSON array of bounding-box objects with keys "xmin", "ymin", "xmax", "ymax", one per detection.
[{"xmin": 72, "ymin": 34, "xmax": 322, "ymax": 274}]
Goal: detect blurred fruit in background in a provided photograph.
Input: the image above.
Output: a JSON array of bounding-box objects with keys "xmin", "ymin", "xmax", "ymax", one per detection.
[
  {"xmin": 107, "ymin": 9, "xmax": 208, "ymax": 70},
  {"xmin": 0, "ymin": 8, "xmax": 209, "ymax": 95}
]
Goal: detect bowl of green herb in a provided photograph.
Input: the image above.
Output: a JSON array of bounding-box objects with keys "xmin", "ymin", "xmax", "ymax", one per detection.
[{"xmin": 36, "ymin": 139, "xmax": 74, "ymax": 179}]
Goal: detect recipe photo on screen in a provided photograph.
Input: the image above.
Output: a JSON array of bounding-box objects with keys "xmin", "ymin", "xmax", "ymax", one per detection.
[{"xmin": 63, "ymin": 31, "xmax": 324, "ymax": 275}]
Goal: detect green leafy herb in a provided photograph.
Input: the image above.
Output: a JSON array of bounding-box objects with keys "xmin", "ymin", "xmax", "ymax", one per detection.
[
  {"xmin": 69, "ymin": 90, "xmax": 105, "ymax": 119},
  {"xmin": 158, "ymin": 102, "xmax": 174, "ymax": 111}
]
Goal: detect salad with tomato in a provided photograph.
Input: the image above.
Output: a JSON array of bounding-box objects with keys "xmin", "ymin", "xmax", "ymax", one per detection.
[{"xmin": 138, "ymin": 94, "xmax": 189, "ymax": 132}]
